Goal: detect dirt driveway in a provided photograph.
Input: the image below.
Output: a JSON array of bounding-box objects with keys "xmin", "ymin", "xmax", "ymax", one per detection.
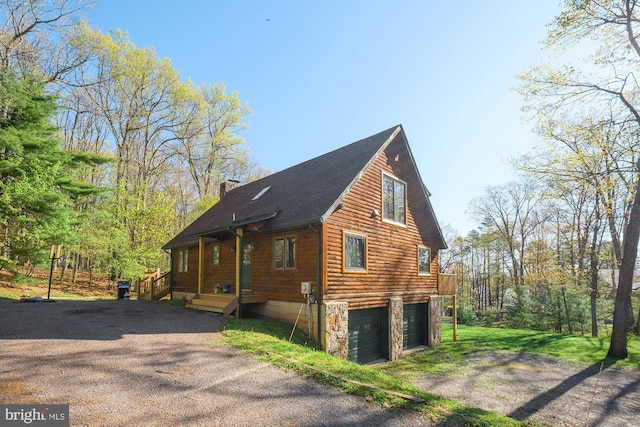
[{"xmin": 0, "ymin": 300, "xmax": 430, "ymax": 427}]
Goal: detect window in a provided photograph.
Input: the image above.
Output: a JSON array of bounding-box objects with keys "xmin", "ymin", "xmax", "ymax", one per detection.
[
  {"xmin": 252, "ymin": 186, "xmax": 271, "ymax": 201},
  {"xmin": 274, "ymin": 235, "xmax": 296, "ymax": 269},
  {"xmin": 344, "ymin": 232, "xmax": 367, "ymax": 273},
  {"xmin": 382, "ymin": 174, "xmax": 406, "ymax": 225},
  {"xmin": 178, "ymin": 249, "xmax": 188, "ymax": 272},
  {"xmin": 418, "ymin": 246, "xmax": 431, "ymax": 275},
  {"xmin": 212, "ymin": 243, "xmax": 220, "ymax": 265}
]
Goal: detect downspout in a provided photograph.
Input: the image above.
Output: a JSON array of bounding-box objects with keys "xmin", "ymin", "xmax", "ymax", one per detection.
[
  {"xmin": 228, "ymin": 227, "xmax": 243, "ymax": 318},
  {"xmin": 308, "ymin": 224, "xmax": 322, "ymax": 349}
]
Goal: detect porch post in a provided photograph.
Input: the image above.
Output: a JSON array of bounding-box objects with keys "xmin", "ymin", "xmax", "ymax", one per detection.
[
  {"xmin": 235, "ymin": 228, "xmax": 243, "ymax": 318},
  {"xmin": 198, "ymin": 236, "xmax": 205, "ymax": 295}
]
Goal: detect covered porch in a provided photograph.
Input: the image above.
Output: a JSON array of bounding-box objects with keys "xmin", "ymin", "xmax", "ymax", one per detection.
[{"xmin": 188, "ymin": 224, "xmax": 268, "ymax": 317}]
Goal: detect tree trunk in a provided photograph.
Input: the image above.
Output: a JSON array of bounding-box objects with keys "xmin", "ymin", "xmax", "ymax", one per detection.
[
  {"xmin": 562, "ymin": 288, "xmax": 573, "ymax": 334},
  {"xmin": 58, "ymin": 255, "xmax": 67, "ymax": 282},
  {"xmin": 71, "ymin": 253, "xmax": 78, "ymax": 284},
  {"xmin": 590, "ymin": 216, "xmax": 600, "ymax": 337},
  {"xmin": 590, "ymin": 284, "xmax": 598, "ymax": 337},
  {"xmin": 607, "ymin": 168, "xmax": 640, "ymax": 359}
]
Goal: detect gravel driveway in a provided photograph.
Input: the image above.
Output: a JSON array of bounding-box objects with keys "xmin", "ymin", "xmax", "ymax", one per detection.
[
  {"xmin": 412, "ymin": 348, "xmax": 640, "ymax": 427},
  {"xmin": 0, "ymin": 300, "xmax": 431, "ymax": 426}
]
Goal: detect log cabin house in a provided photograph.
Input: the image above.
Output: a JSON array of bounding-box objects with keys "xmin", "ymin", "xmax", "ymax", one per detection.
[{"xmin": 163, "ymin": 125, "xmax": 448, "ymax": 363}]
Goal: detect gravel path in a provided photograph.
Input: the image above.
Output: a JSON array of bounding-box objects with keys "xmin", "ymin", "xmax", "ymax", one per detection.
[{"xmin": 0, "ymin": 300, "xmax": 432, "ymax": 426}]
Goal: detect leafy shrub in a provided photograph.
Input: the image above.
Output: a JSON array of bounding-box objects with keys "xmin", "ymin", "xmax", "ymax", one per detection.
[{"xmin": 456, "ymin": 306, "xmax": 477, "ymax": 325}]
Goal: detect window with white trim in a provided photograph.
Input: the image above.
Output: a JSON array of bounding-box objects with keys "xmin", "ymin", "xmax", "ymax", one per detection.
[
  {"xmin": 382, "ymin": 173, "xmax": 406, "ymax": 225},
  {"xmin": 418, "ymin": 246, "xmax": 431, "ymax": 275},
  {"xmin": 344, "ymin": 232, "xmax": 367, "ymax": 273},
  {"xmin": 274, "ymin": 235, "xmax": 296, "ymax": 269}
]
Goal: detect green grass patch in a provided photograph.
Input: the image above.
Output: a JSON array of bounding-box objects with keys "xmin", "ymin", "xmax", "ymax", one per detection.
[
  {"xmin": 382, "ymin": 324, "xmax": 640, "ymax": 384},
  {"xmin": 445, "ymin": 324, "xmax": 640, "ymax": 367},
  {"xmin": 221, "ymin": 318, "xmax": 524, "ymax": 426}
]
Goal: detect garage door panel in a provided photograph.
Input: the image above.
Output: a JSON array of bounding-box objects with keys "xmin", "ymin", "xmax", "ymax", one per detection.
[
  {"xmin": 403, "ymin": 303, "xmax": 428, "ymax": 350},
  {"xmin": 348, "ymin": 307, "xmax": 388, "ymax": 364}
]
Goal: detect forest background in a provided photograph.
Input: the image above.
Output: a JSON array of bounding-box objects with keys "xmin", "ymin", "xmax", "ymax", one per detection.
[{"xmin": 2, "ymin": 0, "xmax": 640, "ymax": 358}]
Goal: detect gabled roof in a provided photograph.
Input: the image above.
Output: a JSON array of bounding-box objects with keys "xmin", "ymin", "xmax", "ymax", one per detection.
[{"xmin": 163, "ymin": 125, "xmax": 445, "ymax": 249}]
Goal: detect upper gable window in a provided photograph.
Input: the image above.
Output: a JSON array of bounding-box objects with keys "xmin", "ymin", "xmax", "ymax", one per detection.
[{"xmin": 382, "ymin": 173, "xmax": 406, "ymax": 225}]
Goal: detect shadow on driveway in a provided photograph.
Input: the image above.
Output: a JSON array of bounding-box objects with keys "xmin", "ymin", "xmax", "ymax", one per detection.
[
  {"xmin": 0, "ymin": 300, "xmax": 223, "ymax": 340},
  {"xmin": 0, "ymin": 300, "xmax": 431, "ymax": 426}
]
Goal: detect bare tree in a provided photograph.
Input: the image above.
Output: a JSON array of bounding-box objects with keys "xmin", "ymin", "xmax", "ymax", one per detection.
[
  {"xmin": 0, "ymin": 0, "xmax": 91, "ymax": 83},
  {"xmin": 469, "ymin": 180, "xmax": 545, "ymax": 290},
  {"xmin": 518, "ymin": 0, "xmax": 640, "ymax": 358}
]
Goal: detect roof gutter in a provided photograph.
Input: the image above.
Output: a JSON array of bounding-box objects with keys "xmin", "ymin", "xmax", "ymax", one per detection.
[{"xmin": 259, "ymin": 218, "xmax": 323, "ymax": 234}]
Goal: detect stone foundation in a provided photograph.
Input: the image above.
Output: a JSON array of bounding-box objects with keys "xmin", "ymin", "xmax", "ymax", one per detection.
[
  {"xmin": 389, "ymin": 297, "xmax": 403, "ymax": 361},
  {"xmin": 428, "ymin": 296, "xmax": 442, "ymax": 347},
  {"xmin": 324, "ymin": 301, "xmax": 348, "ymax": 359}
]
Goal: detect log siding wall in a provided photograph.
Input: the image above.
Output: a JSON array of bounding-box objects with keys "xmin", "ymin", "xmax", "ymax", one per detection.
[
  {"xmin": 171, "ymin": 135, "xmax": 440, "ymax": 310},
  {"xmin": 171, "ymin": 228, "xmax": 320, "ymax": 303},
  {"xmin": 324, "ymin": 139, "xmax": 439, "ymax": 309}
]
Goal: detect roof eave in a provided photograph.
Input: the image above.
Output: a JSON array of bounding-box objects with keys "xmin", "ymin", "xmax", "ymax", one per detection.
[
  {"xmin": 397, "ymin": 126, "xmax": 447, "ymax": 249},
  {"xmin": 259, "ymin": 218, "xmax": 323, "ymax": 234},
  {"xmin": 320, "ymin": 125, "xmax": 403, "ymax": 223}
]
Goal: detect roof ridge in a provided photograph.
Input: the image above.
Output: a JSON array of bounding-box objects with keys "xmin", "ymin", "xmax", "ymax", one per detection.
[{"xmin": 163, "ymin": 125, "xmax": 414, "ymax": 249}]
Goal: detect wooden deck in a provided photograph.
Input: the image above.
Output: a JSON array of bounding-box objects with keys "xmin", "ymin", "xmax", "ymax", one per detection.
[{"xmin": 186, "ymin": 293, "xmax": 268, "ymax": 316}]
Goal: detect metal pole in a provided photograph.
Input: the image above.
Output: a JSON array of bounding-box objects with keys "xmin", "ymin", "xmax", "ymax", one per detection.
[{"xmin": 47, "ymin": 256, "xmax": 55, "ymax": 300}]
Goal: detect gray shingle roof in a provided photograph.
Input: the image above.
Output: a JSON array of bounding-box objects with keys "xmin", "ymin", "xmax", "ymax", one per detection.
[{"xmin": 163, "ymin": 125, "xmax": 443, "ymax": 249}]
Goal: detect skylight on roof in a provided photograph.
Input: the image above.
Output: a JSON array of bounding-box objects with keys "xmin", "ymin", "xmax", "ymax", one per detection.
[{"xmin": 251, "ymin": 186, "xmax": 271, "ymax": 201}]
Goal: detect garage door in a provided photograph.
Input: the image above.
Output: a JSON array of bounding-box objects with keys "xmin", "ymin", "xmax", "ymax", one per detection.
[
  {"xmin": 348, "ymin": 307, "xmax": 389, "ymax": 364},
  {"xmin": 403, "ymin": 303, "xmax": 428, "ymax": 350}
]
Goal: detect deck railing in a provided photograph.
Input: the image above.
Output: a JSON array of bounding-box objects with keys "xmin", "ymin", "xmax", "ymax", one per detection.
[
  {"xmin": 137, "ymin": 269, "xmax": 171, "ymax": 301},
  {"xmin": 438, "ymin": 273, "xmax": 457, "ymax": 296}
]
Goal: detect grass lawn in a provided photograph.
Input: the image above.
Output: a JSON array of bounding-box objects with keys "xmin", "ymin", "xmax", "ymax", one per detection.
[
  {"xmin": 221, "ymin": 318, "xmax": 640, "ymax": 426},
  {"xmin": 442, "ymin": 323, "xmax": 640, "ymax": 367},
  {"xmin": 380, "ymin": 323, "xmax": 640, "ymax": 385},
  {"xmin": 222, "ymin": 318, "xmax": 525, "ymax": 426}
]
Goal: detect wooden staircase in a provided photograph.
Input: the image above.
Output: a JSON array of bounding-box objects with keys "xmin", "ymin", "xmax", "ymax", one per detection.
[
  {"xmin": 137, "ymin": 269, "xmax": 171, "ymax": 301},
  {"xmin": 186, "ymin": 293, "xmax": 268, "ymax": 316}
]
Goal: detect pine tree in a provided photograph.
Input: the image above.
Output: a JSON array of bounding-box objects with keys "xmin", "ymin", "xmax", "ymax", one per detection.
[{"xmin": 0, "ymin": 68, "xmax": 106, "ymax": 269}]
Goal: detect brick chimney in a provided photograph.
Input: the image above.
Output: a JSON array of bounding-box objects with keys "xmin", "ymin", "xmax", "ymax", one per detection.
[{"xmin": 219, "ymin": 180, "xmax": 241, "ymax": 198}]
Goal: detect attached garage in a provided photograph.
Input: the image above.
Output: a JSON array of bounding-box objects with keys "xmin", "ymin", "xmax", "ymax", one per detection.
[
  {"xmin": 403, "ymin": 303, "xmax": 428, "ymax": 350},
  {"xmin": 348, "ymin": 307, "xmax": 389, "ymax": 364}
]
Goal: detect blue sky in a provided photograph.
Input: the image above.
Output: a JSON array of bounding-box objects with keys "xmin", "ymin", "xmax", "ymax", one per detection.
[{"xmin": 87, "ymin": 1, "xmax": 561, "ymax": 236}]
